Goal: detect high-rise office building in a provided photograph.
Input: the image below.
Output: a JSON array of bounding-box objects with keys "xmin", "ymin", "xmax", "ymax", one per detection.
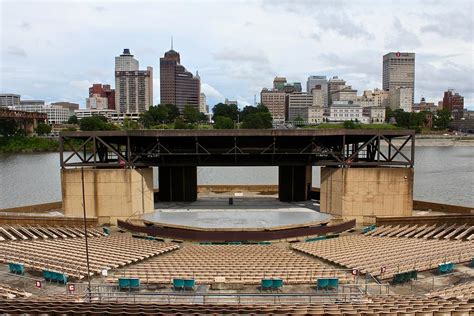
[
  {"xmin": 328, "ymin": 76, "xmax": 346, "ymax": 105},
  {"xmin": 443, "ymin": 89, "xmax": 464, "ymax": 119},
  {"xmin": 0, "ymin": 94, "xmax": 20, "ymax": 107},
  {"xmin": 89, "ymin": 84, "xmax": 115, "ymax": 110},
  {"xmin": 199, "ymin": 93, "xmax": 207, "ymax": 113},
  {"xmin": 160, "ymin": 47, "xmax": 200, "ymax": 112},
  {"xmin": 114, "ymin": 49, "xmax": 153, "ymax": 114},
  {"xmin": 260, "ymin": 89, "xmax": 286, "ymax": 123},
  {"xmin": 273, "ymin": 77, "xmax": 287, "ymax": 90},
  {"xmin": 383, "ymin": 52, "xmax": 415, "ymax": 106},
  {"xmin": 306, "ymin": 76, "xmax": 328, "ymax": 107},
  {"xmin": 115, "ymin": 49, "xmax": 139, "ymax": 71},
  {"xmin": 390, "ymin": 87, "xmax": 413, "ymax": 112}
]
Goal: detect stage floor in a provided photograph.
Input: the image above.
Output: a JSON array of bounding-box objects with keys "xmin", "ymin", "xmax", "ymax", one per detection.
[{"xmin": 142, "ymin": 198, "xmax": 331, "ymax": 229}]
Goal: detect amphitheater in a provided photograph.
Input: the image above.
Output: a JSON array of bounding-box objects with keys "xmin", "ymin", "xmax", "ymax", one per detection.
[{"xmin": 0, "ymin": 217, "xmax": 473, "ymax": 314}]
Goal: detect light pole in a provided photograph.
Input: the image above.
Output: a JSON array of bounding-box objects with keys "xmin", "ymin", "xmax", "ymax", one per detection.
[{"xmin": 81, "ymin": 167, "xmax": 92, "ymax": 302}]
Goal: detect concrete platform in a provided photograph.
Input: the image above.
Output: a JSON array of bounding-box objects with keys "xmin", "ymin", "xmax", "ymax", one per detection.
[{"xmin": 144, "ymin": 197, "xmax": 331, "ymax": 229}]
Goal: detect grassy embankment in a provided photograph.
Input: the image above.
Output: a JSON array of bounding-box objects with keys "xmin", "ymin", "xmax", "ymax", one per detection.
[{"xmin": 0, "ymin": 137, "xmax": 60, "ymax": 153}]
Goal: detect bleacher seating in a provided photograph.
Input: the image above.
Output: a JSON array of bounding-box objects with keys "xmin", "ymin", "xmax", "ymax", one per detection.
[
  {"xmin": 109, "ymin": 244, "xmax": 350, "ymax": 285},
  {"xmin": 292, "ymin": 235, "xmax": 473, "ymax": 279},
  {"xmin": 366, "ymin": 224, "xmax": 474, "ymax": 240},
  {"xmin": 0, "ymin": 224, "xmax": 106, "ymax": 242},
  {"xmin": 0, "ymin": 235, "xmax": 178, "ymax": 279},
  {"xmin": 0, "ymin": 285, "xmax": 31, "ymax": 299},
  {"xmin": 0, "ymin": 296, "xmax": 472, "ymax": 313},
  {"xmin": 427, "ymin": 281, "xmax": 474, "ymax": 300}
]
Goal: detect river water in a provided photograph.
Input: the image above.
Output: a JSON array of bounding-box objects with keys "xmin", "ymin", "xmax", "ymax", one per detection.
[{"xmin": 0, "ymin": 146, "xmax": 473, "ymax": 209}]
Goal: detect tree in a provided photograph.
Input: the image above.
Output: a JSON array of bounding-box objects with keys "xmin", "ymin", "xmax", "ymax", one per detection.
[
  {"xmin": 240, "ymin": 105, "xmax": 258, "ymax": 122},
  {"xmin": 385, "ymin": 107, "xmax": 394, "ymax": 123},
  {"xmin": 35, "ymin": 123, "xmax": 52, "ymax": 135},
  {"xmin": 0, "ymin": 119, "xmax": 18, "ymax": 137},
  {"xmin": 212, "ymin": 103, "xmax": 239, "ymax": 121},
  {"xmin": 198, "ymin": 112, "xmax": 208, "ymax": 123},
  {"xmin": 163, "ymin": 104, "xmax": 180, "ymax": 121},
  {"xmin": 140, "ymin": 105, "xmax": 169, "ymax": 128},
  {"xmin": 122, "ymin": 118, "xmax": 139, "ymax": 130},
  {"xmin": 79, "ymin": 116, "xmax": 112, "ymax": 131},
  {"xmin": 214, "ymin": 116, "xmax": 234, "ymax": 129},
  {"xmin": 67, "ymin": 115, "xmax": 78, "ymax": 124},
  {"xmin": 174, "ymin": 117, "xmax": 187, "ymax": 129},
  {"xmin": 294, "ymin": 116, "xmax": 305, "ymax": 127},
  {"xmin": 343, "ymin": 120, "xmax": 357, "ymax": 129},
  {"xmin": 241, "ymin": 112, "xmax": 272, "ymax": 129},
  {"xmin": 433, "ymin": 109, "xmax": 451, "ymax": 130},
  {"xmin": 183, "ymin": 104, "xmax": 200, "ymax": 123}
]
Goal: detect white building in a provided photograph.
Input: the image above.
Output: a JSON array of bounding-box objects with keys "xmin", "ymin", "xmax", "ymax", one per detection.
[
  {"xmin": 325, "ymin": 101, "xmax": 368, "ymax": 123},
  {"xmin": 306, "ymin": 76, "xmax": 328, "ymax": 107},
  {"xmin": 331, "ymin": 86, "xmax": 357, "ymax": 103},
  {"xmin": 86, "ymin": 94, "xmax": 108, "ymax": 110},
  {"xmin": 15, "ymin": 103, "xmax": 70, "ymax": 125},
  {"xmin": 0, "ymin": 94, "xmax": 20, "ymax": 107},
  {"xmin": 74, "ymin": 109, "xmax": 118, "ymax": 120},
  {"xmin": 199, "ymin": 93, "xmax": 207, "ymax": 113},
  {"xmin": 362, "ymin": 106, "xmax": 386, "ymax": 123},
  {"xmin": 390, "ymin": 87, "xmax": 413, "ymax": 112},
  {"xmin": 383, "ymin": 52, "xmax": 415, "ymax": 105},
  {"xmin": 311, "ymin": 86, "xmax": 325, "ymax": 107},
  {"xmin": 308, "ymin": 106, "xmax": 324, "ymax": 124},
  {"xmin": 115, "ymin": 48, "xmax": 139, "ymax": 71}
]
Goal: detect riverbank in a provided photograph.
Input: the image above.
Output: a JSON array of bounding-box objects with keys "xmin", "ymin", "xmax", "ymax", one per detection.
[
  {"xmin": 1, "ymin": 133, "xmax": 473, "ymax": 154},
  {"xmin": 0, "ymin": 137, "xmax": 59, "ymax": 153}
]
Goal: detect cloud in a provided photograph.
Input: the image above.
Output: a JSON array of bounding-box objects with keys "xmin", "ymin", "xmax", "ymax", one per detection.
[
  {"xmin": 201, "ymin": 83, "xmax": 223, "ymax": 100},
  {"xmin": 385, "ymin": 17, "xmax": 421, "ymax": 50},
  {"xmin": 69, "ymin": 80, "xmax": 93, "ymax": 91},
  {"xmin": 420, "ymin": 10, "xmax": 473, "ymax": 42},
  {"xmin": 213, "ymin": 49, "xmax": 269, "ymax": 64},
  {"xmin": 7, "ymin": 46, "xmax": 27, "ymax": 57},
  {"xmin": 19, "ymin": 22, "xmax": 31, "ymax": 30}
]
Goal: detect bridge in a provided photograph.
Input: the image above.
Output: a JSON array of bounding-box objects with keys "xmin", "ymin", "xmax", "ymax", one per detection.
[
  {"xmin": 59, "ymin": 129, "xmax": 415, "ymax": 224},
  {"xmin": 0, "ymin": 108, "xmax": 47, "ymax": 135}
]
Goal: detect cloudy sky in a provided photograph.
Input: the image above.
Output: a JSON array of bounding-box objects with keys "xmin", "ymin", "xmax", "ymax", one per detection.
[{"xmin": 1, "ymin": 0, "xmax": 473, "ymax": 109}]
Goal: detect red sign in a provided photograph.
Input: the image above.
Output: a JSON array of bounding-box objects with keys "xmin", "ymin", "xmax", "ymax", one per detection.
[
  {"xmin": 396, "ymin": 52, "xmax": 401, "ymax": 57},
  {"xmin": 68, "ymin": 284, "xmax": 75, "ymax": 292},
  {"xmin": 35, "ymin": 281, "xmax": 42, "ymax": 288},
  {"xmin": 352, "ymin": 269, "xmax": 358, "ymax": 276}
]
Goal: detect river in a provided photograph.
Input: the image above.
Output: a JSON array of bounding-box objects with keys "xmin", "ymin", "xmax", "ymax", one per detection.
[{"xmin": 0, "ymin": 146, "xmax": 473, "ymax": 209}]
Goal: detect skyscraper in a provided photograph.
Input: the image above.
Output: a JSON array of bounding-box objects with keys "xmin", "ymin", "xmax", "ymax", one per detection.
[
  {"xmin": 328, "ymin": 76, "xmax": 346, "ymax": 105},
  {"xmin": 306, "ymin": 76, "xmax": 328, "ymax": 107},
  {"xmin": 114, "ymin": 49, "xmax": 153, "ymax": 114},
  {"xmin": 160, "ymin": 46, "xmax": 200, "ymax": 112},
  {"xmin": 443, "ymin": 89, "xmax": 464, "ymax": 119},
  {"xmin": 383, "ymin": 52, "xmax": 415, "ymax": 106}
]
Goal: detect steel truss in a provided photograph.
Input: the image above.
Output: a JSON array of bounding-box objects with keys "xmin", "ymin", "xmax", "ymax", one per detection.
[{"xmin": 59, "ymin": 131, "xmax": 414, "ymax": 168}]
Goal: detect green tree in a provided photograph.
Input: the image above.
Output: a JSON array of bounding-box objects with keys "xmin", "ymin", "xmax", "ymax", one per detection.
[
  {"xmin": 212, "ymin": 103, "xmax": 239, "ymax": 121},
  {"xmin": 163, "ymin": 104, "xmax": 180, "ymax": 121},
  {"xmin": 198, "ymin": 112, "xmax": 208, "ymax": 123},
  {"xmin": 294, "ymin": 116, "xmax": 305, "ymax": 127},
  {"xmin": 0, "ymin": 119, "xmax": 18, "ymax": 137},
  {"xmin": 343, "ymin": 120, "xmax": 357, "ymax": 129},
  {"xmin": 140, "ymin": 105, "xmax": 169, "ymax": 128},
  {"xmin": 122, "ymin": 118, "xmax": 139, "ymax": 130},
  {"xmin": 214, "ymin": 116, "xmax": 234, "ymax": 129},
  {"xmin": 433, "ymin": 109, "xmax": 452, "ymax": 130},
  {"xmin": 35, "ymin": 123, "xmax": 52, "ymax": 135},
  {"xmin": 67, "ymin": 115, "xmax": 78, "ymax": 124},
  {"xmin": 241, "ymin": 112, "xmax": 272, "ymax": 129},
  {"xmin": 79, "ymin": 116, "xmax": 111, "ymax": 131},
  {"xmin": 174, "ymin": 117, "xmax": 187, "ymax": 129},
  {"xmin": 240, "ymin": 105, "xmax": 258, "ymax": 122},
  {"xmin": 183, "ymin": 104, "xmax": 200, "ymax": 123},
  {"xmin": 385, "ymin": 107, "xmax": 394, "ymax": 123}
]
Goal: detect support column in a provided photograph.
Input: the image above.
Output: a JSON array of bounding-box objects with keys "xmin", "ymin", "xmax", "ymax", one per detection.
[
  {"xmin": 158, "ymin": 166, "xmax": 197, "ymax": 202},
  {"xmin": 62, "ymin": 168, "xmax": 154, "ymax": 225},
  {"xmin": 320, "ymin": 167, "xmax": 413, "ymax": 222},
  {"xmin": 278, "ymin": 165, "xmax": 312, "ymax": 202}
]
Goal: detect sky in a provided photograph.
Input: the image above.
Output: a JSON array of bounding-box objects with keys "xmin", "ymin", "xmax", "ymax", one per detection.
[{"xmin": 1, "ymin": 0, "xmax": 473, "ymax": 109}]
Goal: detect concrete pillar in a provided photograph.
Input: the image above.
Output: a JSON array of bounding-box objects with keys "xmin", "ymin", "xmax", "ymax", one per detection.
[
  {"xmin": 320, "ymin": 167, "xmax": 413, "ymax": 223},
  {"xmin": 278, "ymin": 165, "xmax": 312, "ymax": 202},
  {"xmin": 62, "ymin": 168, "xmax": 154, "ymax": 225},
  {"xmin": 158, "ymin": 166, "xmax": 197, "ymax": 202}
]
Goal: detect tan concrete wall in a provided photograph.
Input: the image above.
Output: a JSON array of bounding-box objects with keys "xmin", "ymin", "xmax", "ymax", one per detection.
[
  {"xmin": 320, "ymin": 167, "xmax": 413, "ymax": 222},
  {"xmin": 62, "ymin": 168, "xmax": 154, "ymax": 225}
]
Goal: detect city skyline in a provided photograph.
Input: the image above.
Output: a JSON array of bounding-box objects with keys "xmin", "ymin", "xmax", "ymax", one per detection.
[{"xmin": 1, "ymin": 0, "xmax": 473, "ymax": 109}]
